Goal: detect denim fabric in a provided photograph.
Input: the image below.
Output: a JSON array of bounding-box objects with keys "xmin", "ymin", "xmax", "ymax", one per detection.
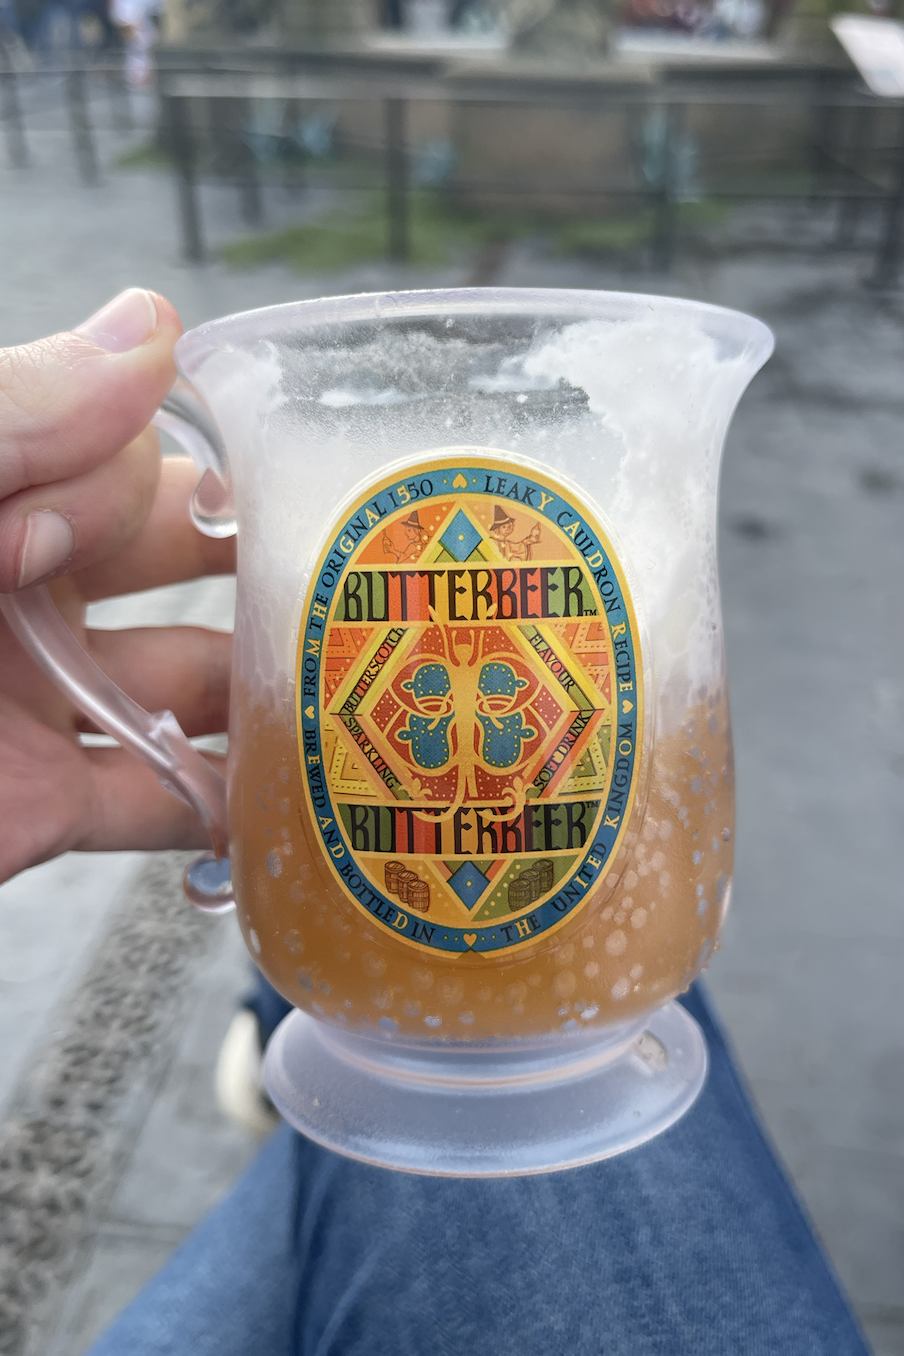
[
  {"xmin": 87, "ymin": 986, "xmax": 869, "ymax": 1356},
  {"xmin": 244, "ymin": 970, "xmax": 293, "ymax": 1047}
]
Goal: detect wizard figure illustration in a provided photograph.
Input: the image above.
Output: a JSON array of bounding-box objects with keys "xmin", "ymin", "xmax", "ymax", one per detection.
[
  {"xmin": 489, "ymin": 505, "xmax": 541, "ymax": 561},
  {"xmin": 382, "ymin": 510, "xmax": 429, "ymax": 564}
]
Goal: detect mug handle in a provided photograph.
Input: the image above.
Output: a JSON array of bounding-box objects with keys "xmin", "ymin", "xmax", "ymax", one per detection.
[{"xmin": 0, "ymin": 378, "xmax": 238, "ymax": 914}]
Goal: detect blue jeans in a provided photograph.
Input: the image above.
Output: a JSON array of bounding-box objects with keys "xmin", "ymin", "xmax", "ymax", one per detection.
[{"xmin": 87, "ymin": 987, "xmax": 869, "ymax": 1356}]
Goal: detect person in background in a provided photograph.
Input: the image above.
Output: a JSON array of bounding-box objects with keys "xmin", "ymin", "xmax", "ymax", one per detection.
[
  {"xmin": 0, "ymin": 0, "xmax": 22, "ymax": 46},
  {"xmin": 109, "ymin": 0, "xmax": 159, "ymax": 84},
  {"xmin": 380, "ymin": 0, "xmax": 405, "ymax": 26}
]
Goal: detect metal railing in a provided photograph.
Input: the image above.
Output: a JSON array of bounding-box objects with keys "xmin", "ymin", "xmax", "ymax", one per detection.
[
  {"xmin": 153, "ymin": 59, "xmax": 904, "ymax": 284},
  {"xmin": 4, "ymin": 46, "xmax": 904, "ymax": 284},
  {"xmin": 0, "ymin": 49, "xmax": 135, "ymax": 182}
]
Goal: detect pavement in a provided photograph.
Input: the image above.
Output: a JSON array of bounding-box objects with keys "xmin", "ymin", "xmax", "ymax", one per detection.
[{"xmin": 0, "ymin": 66, "xmax": 902, "ymax": 1355}]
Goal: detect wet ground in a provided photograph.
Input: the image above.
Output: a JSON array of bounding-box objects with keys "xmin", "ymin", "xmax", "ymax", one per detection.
[{"xmin": 0, "ymin": 68, "xmax": 902, "ymax": 1355}]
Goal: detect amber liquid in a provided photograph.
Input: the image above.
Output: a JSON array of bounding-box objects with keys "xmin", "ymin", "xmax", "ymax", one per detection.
[{"xmin": 229, "ymin": 685, "xmax": 733, "ymax": 1041}]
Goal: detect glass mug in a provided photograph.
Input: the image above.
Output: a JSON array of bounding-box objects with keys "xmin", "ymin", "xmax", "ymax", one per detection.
[{"xmin": 1, "ymin": 289, "xmax": 772, "ymax": 1175}]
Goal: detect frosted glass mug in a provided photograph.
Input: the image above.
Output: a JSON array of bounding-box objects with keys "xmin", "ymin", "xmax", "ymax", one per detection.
[{"xmin": 1, "ymin": 288, "xmax": 773, "ymax": 1175}]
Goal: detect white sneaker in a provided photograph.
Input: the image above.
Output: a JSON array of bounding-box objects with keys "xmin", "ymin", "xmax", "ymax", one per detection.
[{"xmin": 215, "ymin": 1008, "xmax": 281, "ymax": 1138}]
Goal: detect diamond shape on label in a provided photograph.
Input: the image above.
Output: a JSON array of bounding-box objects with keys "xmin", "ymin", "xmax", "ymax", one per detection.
[
  {"xmin": 440, "ymin": 509, "xmax": 482, "ymax": 562},
  {"xmin": 447, "ymin": 862, "xmax": 491, "ymax": 910}
]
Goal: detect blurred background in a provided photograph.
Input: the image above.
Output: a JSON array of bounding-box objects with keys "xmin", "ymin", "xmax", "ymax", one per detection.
[{"xmin": 0, "ymin": 0, "xmax": 903, "ymax": 1351}]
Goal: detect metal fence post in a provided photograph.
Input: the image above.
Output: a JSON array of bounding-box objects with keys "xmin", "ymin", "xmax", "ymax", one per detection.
[
  {"xmin": 809, "ymin": 94, "xmax": 835, "ymax": 206},
  {"xmin": 66, "ymin": 58, "xmax": 100, "ymax": 185},
  {"xmin": 651, "ymin": 101, "xmax": 680, "ymax": 273},
  {"xmin": 869, "ymin": 103, "xmax": 904, "ymax": 289},
  {"xmin": 835, "ymin": 103, "xmax": 870, "ymax": 248},
  {"xmin": 280, "ymin": 96, "xmax": 304, "ymax": 198},
  {"xmin": 105, "ymin": 59, "xmax": 133, "ymax": 134},
  {"xmin": 384, "ymin": 96, "xmax": 409, "ymax": 263},
  {"xmin": 236, "ymin": 97, "xmax": 262, "ymax": 227},
  {"xmin": 0, "ymin": 46, "xmax": 28, "ymax": 169},
  {"xmin": 163, "ymin": 90, "xmax": 205, "ymax": 264}
]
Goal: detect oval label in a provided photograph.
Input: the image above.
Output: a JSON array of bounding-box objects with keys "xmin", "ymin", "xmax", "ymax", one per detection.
[{"xmin": 296, "ymin": 455, "xmax": 644, "ymax": 955}]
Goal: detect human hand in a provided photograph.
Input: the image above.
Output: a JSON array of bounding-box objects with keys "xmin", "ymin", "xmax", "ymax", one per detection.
[{"xmin": 0, "ymin": 289, "xmax": 235, "ymax": 884}]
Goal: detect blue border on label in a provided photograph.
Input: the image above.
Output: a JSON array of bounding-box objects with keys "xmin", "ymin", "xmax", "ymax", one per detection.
[{"xmin": 298, "ymin": 464, "xmax": 640, "ymax": 954}]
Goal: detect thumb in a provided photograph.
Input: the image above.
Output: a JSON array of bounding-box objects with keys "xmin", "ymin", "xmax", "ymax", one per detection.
[{"xmin": 0, "ymin": 289, "xmax": 183, "ymax": 593}]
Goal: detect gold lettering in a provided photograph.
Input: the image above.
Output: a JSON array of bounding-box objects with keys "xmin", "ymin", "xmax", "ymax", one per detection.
[
  {"xmin": 611, "ymin": 622, "xmax": 627, "ymax": 638},
  {"xmin": 604, "ymin": 813, "xmax": 620, "ymax": 828},
  {"xmin": 538, "ymin": 491, "xmax": 555, "ymax": 512},
  {"xmin": 393, "ymin": 912, "xmax": 408, "ymax": 930}
]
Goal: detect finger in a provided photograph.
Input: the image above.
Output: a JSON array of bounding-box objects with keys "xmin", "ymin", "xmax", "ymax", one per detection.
[
  {"xmin": 0, "ymin": 695, "xmax": 82, "ymax": 880},
  {"xmin": 84, "ymin": 625, "xmax": 232, "ymax": 737},
  {"xmin": 0, "ymin": 427, "xmax": 162, "ymax": 593},
  {"xmin": 0, "ymin": 289, "xmax": 182, "ymax": 590},
  {"xmin": 0, "ymin": 694, "xmax": 216, "ymax": 881},
  {"xmin": 76, "ymin": 457, "xmax": 236, "ymax": 602},
  {"xmin": 77, "ymin": 749, "xmax": 225, "ymax": 854},
  {"xmin": 0, "ymin": 581, "xmax": 88, "ymax": 737}
]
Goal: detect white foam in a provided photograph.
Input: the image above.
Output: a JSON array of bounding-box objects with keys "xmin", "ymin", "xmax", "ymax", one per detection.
[
  {"xmin": 521, "ymin": 316, "xmax": 752, "ymax": 718},
  {"xmin": 320, "ymin": 386, "xmax": 414, "ymax": 407},
  {"xmin": 188, "ymin": 309, "xmax": 766, "ymax": 727}
]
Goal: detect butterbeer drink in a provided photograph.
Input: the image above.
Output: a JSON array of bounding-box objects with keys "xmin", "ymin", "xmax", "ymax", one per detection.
[
  {"xmin": 7, "ymin": 289, "xmax": 770, "ymax": 1168},
  {"xmin": 229, "ymin": 455, "xmax": 733, "ymax": 1042}
]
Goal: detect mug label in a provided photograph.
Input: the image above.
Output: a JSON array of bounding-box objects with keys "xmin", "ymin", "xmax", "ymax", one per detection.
[{"xmin": 297, "ymin": 455, "xmax": 643, "ymax": 955}]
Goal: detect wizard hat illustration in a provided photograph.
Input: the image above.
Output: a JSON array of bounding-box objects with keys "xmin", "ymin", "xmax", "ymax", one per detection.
[{"xmin": 491, "ymin": 505, "xmax": 515, "ymax": 528}]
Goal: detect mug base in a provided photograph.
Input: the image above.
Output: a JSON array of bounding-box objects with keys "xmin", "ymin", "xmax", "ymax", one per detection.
[{"xmin": 263, "ymin": 1000, "xmax": 707, "ymax": 1176}]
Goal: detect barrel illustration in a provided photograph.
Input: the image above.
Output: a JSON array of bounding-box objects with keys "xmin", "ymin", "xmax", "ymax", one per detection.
[
  {"xmin": 407, "ymin": 879, "xmax": 430, "ymax": 913},
  {"xmin": 384, "ymin": 860, "xmax": 405, "ymax": 893},
  {"xmin": 535, "ymin": 858, "xmax": 554, "ymax": 892},
  {"xmin": 507, "ymin": 874, "xmax": 535, "ymax": 913},
  {"xmin": 520, "ymin": 868, "xmax": 541, "ymax": 902},
  {"xmin": 396, "ymin": 870, "xmax": 418, "ymax": 903}
]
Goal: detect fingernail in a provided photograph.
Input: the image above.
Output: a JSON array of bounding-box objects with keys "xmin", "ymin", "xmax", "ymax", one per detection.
[
  {"xmin": 18, "ymin": 511, "xmax": 75, "ymax": 587},
  {"xmin": 74, "ymin": 288, "xmax": 158, "ymax": 353}
]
